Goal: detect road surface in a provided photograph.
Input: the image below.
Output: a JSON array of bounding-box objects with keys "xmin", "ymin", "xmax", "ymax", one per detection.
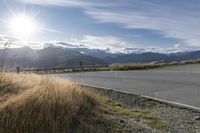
[{"xmin": 55, "ymin": 64, "xmax": 200, "ymax": 108}]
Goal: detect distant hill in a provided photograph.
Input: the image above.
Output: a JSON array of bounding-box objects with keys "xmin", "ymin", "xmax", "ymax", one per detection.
[
  {"xmin": 0, "ymin": 47, "xmax": 106, "ymax": 69},
  {"xmin": 1, "ymin": 47, "xmax": 200, "ymax": 69},
  {"xmin": 103, "ymin": 51, "xmax": 200, "ymax": 64}
]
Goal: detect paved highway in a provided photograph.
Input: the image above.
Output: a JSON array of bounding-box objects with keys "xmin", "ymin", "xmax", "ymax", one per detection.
[{"xmin": 55, "ymin": 64, "xmax": 200, "ymax": 107}]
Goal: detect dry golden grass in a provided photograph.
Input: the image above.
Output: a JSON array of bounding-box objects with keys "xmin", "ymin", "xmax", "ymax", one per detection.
[
  {"xmin": 109, "ymin": 63, "xmax": 164, "ymax": 71},
  {"xmin": 0, "ymin": 73, "xmax": 169, "ymax": 133},
  {"xmin": 0, "ymin": 73, "xmax": 96, "ymax": 133}
]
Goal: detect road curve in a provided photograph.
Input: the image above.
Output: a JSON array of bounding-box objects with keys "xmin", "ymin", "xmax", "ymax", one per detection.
[{"xmin": 55, "ymin": 64, "xmax": 200, "ymax": 108}]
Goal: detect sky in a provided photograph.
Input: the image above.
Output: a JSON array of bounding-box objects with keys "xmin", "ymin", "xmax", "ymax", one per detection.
[{"xmin": 0, "ymin": 0, "xmax": 200, "ymax": 53}]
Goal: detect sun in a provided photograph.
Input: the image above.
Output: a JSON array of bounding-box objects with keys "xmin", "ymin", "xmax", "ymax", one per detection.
[{"xmin": 8, "ymin": 14, "xmax": 39, "ymax": 38}]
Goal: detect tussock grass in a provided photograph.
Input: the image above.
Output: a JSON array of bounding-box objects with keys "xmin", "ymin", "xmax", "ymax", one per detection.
[
  {"xmin": 0, "ymin": 73, "xmax": 168, "ymax": 133},
  {"xmin": 0, "ymin": 73, "xmax": 42, "ymax": 100},
  {"xmin": 0, "ymin": 73, "xmax": 96, "ymax": 133},
  {"xmin": 109, "ymin": 63, "xmax": 166, "ymax": 71}
]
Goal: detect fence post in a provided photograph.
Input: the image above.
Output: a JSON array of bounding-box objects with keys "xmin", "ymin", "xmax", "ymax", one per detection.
[{"xmin": 16, "ymin": 66, "xmax": 20, "ymax": 73}]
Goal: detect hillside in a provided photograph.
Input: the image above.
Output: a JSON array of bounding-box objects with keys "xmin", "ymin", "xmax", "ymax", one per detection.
[
  {"xmin": 1, "ymin": 47, "xmax": 200, "ymax": 69},
  {"xmin": 0, "ymin": 47, "xmax": 106, "ymax": 69},
  {"xmin": 104, "ymin": 51, "xmax": 200, "ymax": 64}
]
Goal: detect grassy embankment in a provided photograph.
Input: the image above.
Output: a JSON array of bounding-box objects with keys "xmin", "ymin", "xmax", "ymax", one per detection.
[{"xmin": 0, "ymin": 73, "xmax": 168, "ymax": 133}]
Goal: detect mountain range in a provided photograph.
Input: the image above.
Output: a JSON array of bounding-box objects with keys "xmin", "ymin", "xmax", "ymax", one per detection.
[{"xmin": 1, "ymin": 46, "xmax": 200, "ymax": 69}]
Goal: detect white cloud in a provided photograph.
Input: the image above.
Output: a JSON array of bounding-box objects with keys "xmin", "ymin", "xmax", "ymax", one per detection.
[
  {"xmin": 81, "ymin": 35, "xmax": 136, "ymax": 53},
  {"xmin": 0, "ymin": 34, "xmax": 190, "ymax": 54},
  {"xmin": 85, "ymin": 6, "xmax": 200, "ymax": 46},
  {"xmin": 19, "ymin": 0, "xmax": 99, "ymax": 7},
  {"xmin": 0, "ymin": 35, "xmax": 42, "ymax": 49},
  {"xmin": 0, "ymin": 35, "xmax": 85, "ymax": 49},
  {"xmin": 43, "ymin": 28, "xmax": 63, "ymax": 34},
  {"xmin": 18, "ymin": 0, "xmax": 200, "ymax": 46},
  {"xmin": 174, "ymin": 44, "xmax": 181, "ymax": 49},
  {"xmin": 0, "ymin": 34, "xmax": 138, "ymax": 53}
]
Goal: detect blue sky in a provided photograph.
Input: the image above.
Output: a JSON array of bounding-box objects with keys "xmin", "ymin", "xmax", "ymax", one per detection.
[{"xmin": 0, "ymin": 0, "xmax": 200, "ymax": 53}]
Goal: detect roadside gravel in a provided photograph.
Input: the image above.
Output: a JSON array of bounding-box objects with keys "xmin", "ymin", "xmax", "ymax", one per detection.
[{"xmin": 86, "ymin": 85, "xmax": 200, "ymax": 133}]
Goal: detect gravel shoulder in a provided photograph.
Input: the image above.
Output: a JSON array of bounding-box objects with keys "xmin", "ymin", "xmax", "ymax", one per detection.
[{"xmin": 85, "ymin": 85, "xmax": 200, "ymax": 133}]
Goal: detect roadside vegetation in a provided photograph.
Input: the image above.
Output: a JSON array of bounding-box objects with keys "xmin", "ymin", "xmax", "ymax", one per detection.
[
  {"xmin": 107, "ymin": 60, "xmax": 200, "ymax": 71},
  {"xmin": 21, "ymin": 59, "xmax": 200, "ymax": 74},
  {"xmin": 108, "ymin": 63, "xmax": 166, "ymax": 71},
  {"xmin": 0, "ymin": 73, "xmax": 169, "ymax": 133}
]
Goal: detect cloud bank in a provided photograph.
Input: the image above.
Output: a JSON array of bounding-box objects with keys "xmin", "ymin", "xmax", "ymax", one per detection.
[
  {"xmin": 0, "ymin": 35, "xmax": 185, "ymax": 54},
  {"xmin": 81, "ymin": 35, "xmax": 136, "ymax": 53}
]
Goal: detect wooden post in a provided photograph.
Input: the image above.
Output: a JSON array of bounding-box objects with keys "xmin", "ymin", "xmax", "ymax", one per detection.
[{"xmin": 16, "ymin": 66, "xmax": 20, "ymax": 73}]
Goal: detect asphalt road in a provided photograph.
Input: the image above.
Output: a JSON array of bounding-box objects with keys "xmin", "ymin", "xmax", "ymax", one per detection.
[{"xmin": 55, "ymin": 64, "xmax": 200, "ymax": 108}]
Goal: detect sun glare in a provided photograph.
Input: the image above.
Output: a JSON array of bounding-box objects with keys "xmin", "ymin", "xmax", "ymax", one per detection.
[{"xmin": 8, "ymin": 14, "xmax": 38, "ymax": 38}]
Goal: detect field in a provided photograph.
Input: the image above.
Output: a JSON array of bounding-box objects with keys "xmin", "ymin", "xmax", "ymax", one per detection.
[{"xmin": 0, "ymin": 73, "xmax": 170, "ymax": 133}]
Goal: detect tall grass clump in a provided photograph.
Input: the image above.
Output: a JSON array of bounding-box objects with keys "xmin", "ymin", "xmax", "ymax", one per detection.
[{"xmin": 0, "ymin": 73, "xmax": 96, "ymax": 133}]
